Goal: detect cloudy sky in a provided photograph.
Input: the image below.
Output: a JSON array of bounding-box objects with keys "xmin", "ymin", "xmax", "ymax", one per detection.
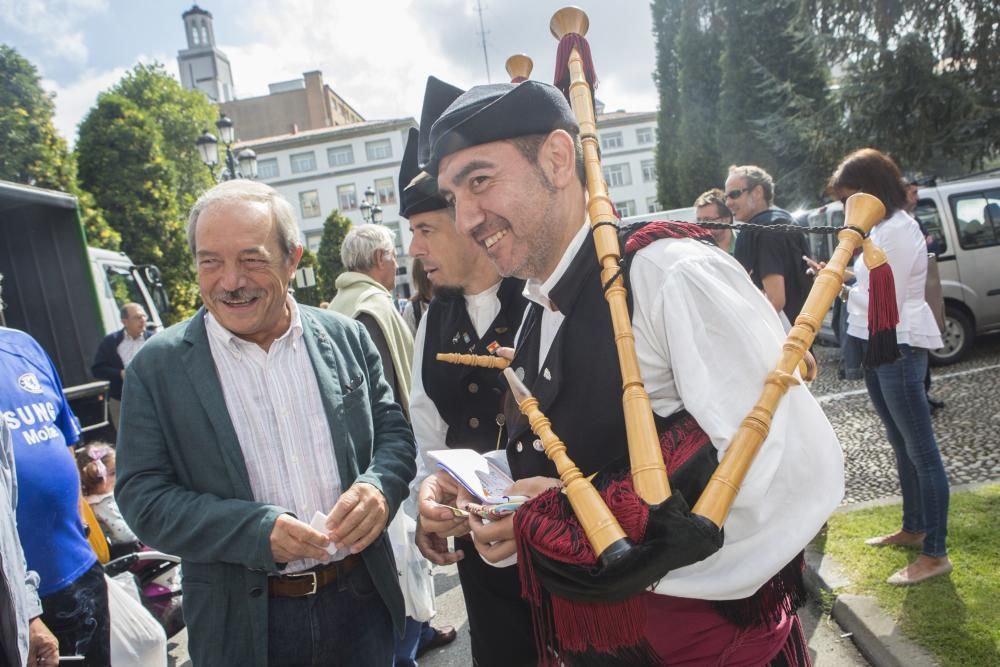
[{"xmin": 1, "ymin": 0, "xmax": 660, "ymax": 145}]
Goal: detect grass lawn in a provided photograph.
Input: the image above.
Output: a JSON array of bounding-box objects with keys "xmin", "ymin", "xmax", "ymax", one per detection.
[{"xmin": 812, "ymin": 484, "xmax": 1000, "ymax": 667}]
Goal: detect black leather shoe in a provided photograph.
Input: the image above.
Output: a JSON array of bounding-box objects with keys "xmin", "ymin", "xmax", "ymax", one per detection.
[{"xmin": 416, "ymin": 625, "xmax": 457, "ymax": 658}]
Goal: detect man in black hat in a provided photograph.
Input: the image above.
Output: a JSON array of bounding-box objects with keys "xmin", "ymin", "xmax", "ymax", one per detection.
[
  {"xmin": 403, "ymin": 77, "xmax": 535, "ymax": 667},
  {"xmin": 421, "ymin": 79, "xmax": 843, "ymax": 664}
]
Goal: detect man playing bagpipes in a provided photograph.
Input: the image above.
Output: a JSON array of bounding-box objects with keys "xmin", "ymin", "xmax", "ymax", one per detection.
[
  {"xmin": 411, "ymin": 10, "xmax": 848, "ymax": 665},
  {"xmin": 403, "ymin": 78, "xmax": 537, "ymax": 666}
]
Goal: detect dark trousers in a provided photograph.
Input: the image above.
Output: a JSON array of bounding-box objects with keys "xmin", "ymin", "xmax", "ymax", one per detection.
[
  {"xmin": 41, "ymin": 562, "xmax": 111, "ymax": 667},
  {"xmin": 455, "ymin": 537, "xmax": 537, "ymax": 667},
  {"xmin": 267, "ymin": 563, "xmax": 394, "ymax": 666}
]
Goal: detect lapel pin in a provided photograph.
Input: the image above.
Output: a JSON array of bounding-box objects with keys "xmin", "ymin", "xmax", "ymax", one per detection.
[{"xmin": 543, "ymin": 368, "xmax": 551, "ymax": 381}]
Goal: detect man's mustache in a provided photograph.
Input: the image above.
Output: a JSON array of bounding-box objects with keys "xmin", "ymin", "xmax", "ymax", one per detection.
[{"xmin": 211, "ymin": 288, "xmax": 264, "ymax": 302}]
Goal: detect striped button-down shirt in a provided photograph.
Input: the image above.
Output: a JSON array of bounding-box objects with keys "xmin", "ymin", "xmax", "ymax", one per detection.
[{"xmin": 205, "ymin": 298, "xmax": 348, "ymax": 572}]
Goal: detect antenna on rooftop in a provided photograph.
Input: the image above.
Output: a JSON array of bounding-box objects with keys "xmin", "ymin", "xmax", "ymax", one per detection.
[{"xmin": 475, "ymin": 0, "xmax": 491, "ymax": 83}]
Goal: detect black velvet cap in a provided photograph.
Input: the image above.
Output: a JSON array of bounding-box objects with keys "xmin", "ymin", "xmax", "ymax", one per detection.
[
  {"xmin": 424, "ymin": 80, "xmax": 579, "ymax": 176},
  {"xmin": 417, "ymin": 76, "xmax": 465, "ymax": 168},
  {"xmin": 399, "ymin": 128, "xmax": 447, "ymax": 218}
]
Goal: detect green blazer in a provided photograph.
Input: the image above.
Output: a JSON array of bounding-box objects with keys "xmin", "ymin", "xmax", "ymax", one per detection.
[{"xmin": 115, "ymin": 306, "xmax": 416, "ymax": 666}]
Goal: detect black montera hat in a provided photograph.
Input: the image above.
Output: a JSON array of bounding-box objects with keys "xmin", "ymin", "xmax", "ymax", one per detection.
[
  {"xmin": 424, "ymin": 80, "xmax": 579, "ymax": 176},
  {"xmin": 399, "ymin": 128, "xmax": 447, "ymax": 218},
  {"xmin": 417, "ymin": 76, "xmax": 465, "ymax": 167}
]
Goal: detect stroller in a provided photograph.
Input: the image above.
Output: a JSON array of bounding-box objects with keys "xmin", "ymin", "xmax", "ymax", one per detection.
[
  {"xmin": 105, "ymin": 549, "xmax": 185, "ymax": 638},
  {"xmin": 80, "ymin": 497, "xmax": 185, "ymax": 638}
]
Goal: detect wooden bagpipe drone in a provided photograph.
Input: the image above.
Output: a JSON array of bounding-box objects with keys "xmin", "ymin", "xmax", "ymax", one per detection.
[{"xmin": 437, "ymin": 6, "xmax": 898, "ymax": 663}]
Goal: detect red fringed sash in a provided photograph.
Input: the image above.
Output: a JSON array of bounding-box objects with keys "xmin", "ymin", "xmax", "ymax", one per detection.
[{"xmin": 864, "ymin": 262, "xmax": 901, "ymax": 367}]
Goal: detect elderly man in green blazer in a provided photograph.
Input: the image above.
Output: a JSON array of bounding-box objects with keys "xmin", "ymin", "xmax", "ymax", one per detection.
[{"xmin": 116, "ymin": 180, "xmax": 416, "ymax": 666}]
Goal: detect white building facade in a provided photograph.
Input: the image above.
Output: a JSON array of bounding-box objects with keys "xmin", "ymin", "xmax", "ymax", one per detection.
[
  {"xmin": 595, "ymin": 110, "xmax": 660, "ymax": 217},
  {"xmin": 236, "ymin": 118, "xmax": 417, "ymax": 296}
]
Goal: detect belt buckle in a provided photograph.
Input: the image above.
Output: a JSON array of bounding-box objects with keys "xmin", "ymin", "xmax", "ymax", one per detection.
[{"xmin": 286, "ymin": 570, "xmax": 318, "ymax": 597}]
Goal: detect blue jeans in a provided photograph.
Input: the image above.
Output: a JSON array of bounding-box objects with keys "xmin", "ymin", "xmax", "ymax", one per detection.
[
  {"xmin": 41, "ymin": 561, "xmax": 110, "ymax": 667},
  {"xmin": 864, "ymin": 345, "xmax": 950, "ymax": 557},
  {"xmin": 394, "ymin": 618, "xmax": 434, "ymax": 666},
  {"xmin": 267, "ymin": 563, "xmax": 394, "ymax": 666}
]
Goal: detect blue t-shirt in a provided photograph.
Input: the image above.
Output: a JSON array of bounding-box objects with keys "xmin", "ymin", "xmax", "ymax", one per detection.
[{"xmin": 0, "ymin": 328, "xmax": 95, "ymax": 596}]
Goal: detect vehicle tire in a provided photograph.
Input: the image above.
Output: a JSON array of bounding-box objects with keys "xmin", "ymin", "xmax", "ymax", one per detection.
[{"xmin": 929, "ymin": 304, "xmax": 974, "ymax": 366}]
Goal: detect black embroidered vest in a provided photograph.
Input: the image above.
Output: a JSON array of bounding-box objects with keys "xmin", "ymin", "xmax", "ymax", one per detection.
[
  {"xmin": 422, "ymin": 278, "xmax": 528, "ymax": 453},
  {"xmin": 504, "ymin": 223, "xmax": 716, "ymax": 480}
]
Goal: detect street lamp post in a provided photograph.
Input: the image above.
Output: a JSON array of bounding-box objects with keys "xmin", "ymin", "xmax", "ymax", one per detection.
[
  {"xmin": 358, "ymin": 186, "xmax": 383, "ymax": 224},
  {"xmin": 196, "ymin": 112, "xmax": 257, "ymax": 181}
]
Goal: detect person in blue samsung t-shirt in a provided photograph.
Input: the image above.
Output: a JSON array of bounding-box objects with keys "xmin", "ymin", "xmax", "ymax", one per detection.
[{"xmin": 0, "ymin": 327, "xmax": 111, "ymax": 666}]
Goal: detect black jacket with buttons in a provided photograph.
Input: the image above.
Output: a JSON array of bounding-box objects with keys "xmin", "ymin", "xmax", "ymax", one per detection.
[{"xmin": 422, "ymin": 278, "xmax": 527, "ymax": 452}]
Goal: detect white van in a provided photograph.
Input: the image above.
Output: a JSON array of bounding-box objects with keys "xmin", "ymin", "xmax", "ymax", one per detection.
[{"xmin": 802, "ymin": 172, "xmax": 1000, "ymax": 364}]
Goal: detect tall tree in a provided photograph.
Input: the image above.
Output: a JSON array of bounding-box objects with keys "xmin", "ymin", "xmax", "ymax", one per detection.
[
  {"xmin": 316, "ymin": 210, "xmax": 352, "ymax": 299},
  {"xmin": 672, "ymin": 0, "xmax": 724, "ymax": 206},
  {"xmin": 108, "ymin": 63, "xmax": 217, "ymax": 214},
  {"xmin": 838, "ymin": 34, "xmax": 980, "ymax": 176},
  {"xmin": 76, "ymin": 94, "xmax": 198, "ymax": 320},
  {"xmin": 0, "ymin": 45, "xmax": 119, "ymax": 247},
  {"xmin": 716, "ymin": 0, "xmax": 832, "ymax": 205},
  {"xmin": 650, "ymin": 0, "xmax": 684, "ymax": 209},
  {"xmin": 808, "ymin": 0, "xmax": 1000, "ymax": 173}
]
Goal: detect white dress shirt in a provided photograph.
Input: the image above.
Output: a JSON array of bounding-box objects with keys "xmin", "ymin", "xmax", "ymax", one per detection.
[
  {"xmin": 520, "ymin": 222, "xmax": 845, "ymax": 600},
  {"xmin": 117, "ymin": 332, "xmax": 146, "ymax": 367},
  {"xmin": 205, "ymin": 297, "xmax": 348, "ymax": 571},
  {"xmin": 846, "ymin": 209, "xmax": 943, "ymax": 350}
]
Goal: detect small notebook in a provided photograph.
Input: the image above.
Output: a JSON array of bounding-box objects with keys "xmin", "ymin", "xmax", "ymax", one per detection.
[{"xmin": 427, "ymin": 449, "xmax": 516, "ymax": 504}]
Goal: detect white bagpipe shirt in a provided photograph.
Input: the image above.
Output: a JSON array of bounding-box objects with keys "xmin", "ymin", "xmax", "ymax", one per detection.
[{"xmin": 525, "ymin": 222, "xmax": 845, "ymax": 601}]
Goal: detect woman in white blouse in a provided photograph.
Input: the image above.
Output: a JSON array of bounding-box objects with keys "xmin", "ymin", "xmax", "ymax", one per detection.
[{"xmin": 829, "ymin": 148, "xmax": 951, "ymax": 585}]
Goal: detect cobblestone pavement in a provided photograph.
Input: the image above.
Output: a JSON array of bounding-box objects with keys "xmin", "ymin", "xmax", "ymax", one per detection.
[{"xmin": 810, "ymin": 333, "xmax": 1000, "ymax": 504}]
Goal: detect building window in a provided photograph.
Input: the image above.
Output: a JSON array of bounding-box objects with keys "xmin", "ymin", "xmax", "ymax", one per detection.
[
  {"xmin": 641, "ymin": 159, "xmax": 656, "ymax": 183},
  {"xmin": 305, "ymin": 231, "xmax": 323, "ymax": 252},
  {"xmin": 337, "ymin": 184, "xmax": 358, "ymax": 210},
  {"xmin": 636, "ymin": 127, "xmax": 654, "ymax": 145},
  {"xmin": 299, "ymin": 190, "xmax": 321, "ymax": 218},
  {"xmin": 600, "ymin": 132, "xmax": 623, "ymax": 151},
  {"xmin": 257, "ymin": 158, "xmax": 279, "ymax": 179},
  {"xmin": 384, "ymin": 220, "xmax": 405, "ymax": 256},
  {"xmin": 290, "ymin": 152, "xmax": 317, "ymax": 174},
  {"xmin": 615, "ymin": 200, "xmax": 636, "ymax": 218},
  {"xmin": 647, "ymin": 197, "xmax": 659, "ymax": 213},
  {"xmin": 365, "ymin": 139, "xmax": 392, "ymax": 161},
  {"xmin": 603, "ymin": 163, "xmax": 631, "ymax": 188},
  {"xmin": 374, "ymin": 177, "xmax": 396, "ymax": 204},
  {"xmin": 327, "ymin": 145, "xmax": 354, "ymax": 167}
]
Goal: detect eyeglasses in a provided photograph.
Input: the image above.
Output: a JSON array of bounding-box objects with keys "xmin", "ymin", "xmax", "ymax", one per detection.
[{"xmin": 725, "ymin": 188, "xmax": 750, "ymax": 200}]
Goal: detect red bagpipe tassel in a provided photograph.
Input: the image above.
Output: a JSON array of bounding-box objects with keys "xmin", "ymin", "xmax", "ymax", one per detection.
[
  {"xmin": 862, "ymin": 238, "xmax": 901, "ymax": 367},
  {"xmin": 554, "ymin": 33, "xmax": 598, "ymax": 98}
]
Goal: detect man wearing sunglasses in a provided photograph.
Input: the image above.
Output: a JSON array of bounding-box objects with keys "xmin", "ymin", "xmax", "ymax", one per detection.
[{"xmin": 724, "ymin": 165, "xmax": 812, "ymax": 324}]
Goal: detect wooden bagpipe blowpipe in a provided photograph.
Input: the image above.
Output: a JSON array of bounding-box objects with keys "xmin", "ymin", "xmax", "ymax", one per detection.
[{"xmin": 494, "ymin": 5, "xmax": 888, "ymax": 602}]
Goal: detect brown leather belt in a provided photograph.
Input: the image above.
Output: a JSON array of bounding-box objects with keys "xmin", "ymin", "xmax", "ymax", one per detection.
[{"xmin": 268, "ymin": 554, "xmax": 361, "ymax": 598}]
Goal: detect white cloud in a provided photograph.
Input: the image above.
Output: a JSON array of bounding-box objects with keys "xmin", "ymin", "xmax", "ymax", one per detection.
[
  {"xmin": 217, "ymin": 0, "xmax": 659, "ymax": 123},
  {"xmin": 221, "ymin": 0, "xmax": 463, "ymax": 121},
  {"xmin": 41, "ymin": 52, "xmax": 173, "ymax": 147},
  {"xmin": 0, "ymin": 0, "xmax": 109, "ymax": 61}
]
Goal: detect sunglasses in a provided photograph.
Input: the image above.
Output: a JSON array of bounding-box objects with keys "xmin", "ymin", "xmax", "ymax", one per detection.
[{"xmin": 725, "ymin": 188, "xmax": 750, "ymax": 200}]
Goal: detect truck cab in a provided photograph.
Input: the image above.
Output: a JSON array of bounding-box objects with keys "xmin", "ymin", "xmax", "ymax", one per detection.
[
  {"xmin": 90, "ymin": 247, "xmax": 167, "ymax": 335},
  {"xmin": 0, "ymin": 179, "xmax": 168, "ymax": 436}
]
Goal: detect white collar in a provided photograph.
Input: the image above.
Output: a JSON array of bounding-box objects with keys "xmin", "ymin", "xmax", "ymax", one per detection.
[
  {"xmin": 523, "ymin": 221, "xmax": 590, "ymax": 312},
  {"xmin": 465, "ymin": 279, "xmax": 502, "ymax": 309},
  {"xmin": 205, "ymin": 294, "xmax": 303, "ymax": 353}
]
